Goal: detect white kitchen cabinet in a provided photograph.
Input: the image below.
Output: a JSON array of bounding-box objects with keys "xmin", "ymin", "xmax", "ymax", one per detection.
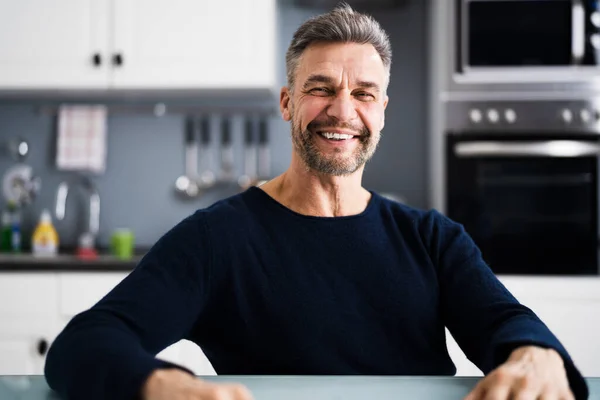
[
  {"xmin": 0, "ymin": 273, "xmax": 62, "ymax": 375},
  {"xmin": 0, "ymin": 0, "xmax": 110, "ymax": 89},
  {"xmin": 0, "ymin": 0, "xmax": 276, "ymax": 91},
  {"xmin": 0, "ymin": 338, "xmax": 45, "ymax": 375},
  {"xmin": 111, "ymin": 0, "xmax": 276, "ymax": 90},
  {"xmin": 0, "ymin": 326, "xmax": 60, "ymax": 375}
]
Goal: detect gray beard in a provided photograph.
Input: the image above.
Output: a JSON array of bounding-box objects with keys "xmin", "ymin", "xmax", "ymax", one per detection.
[{"xmin": 290, "ymin": 118, "xmax": 380, "ymax": 176}]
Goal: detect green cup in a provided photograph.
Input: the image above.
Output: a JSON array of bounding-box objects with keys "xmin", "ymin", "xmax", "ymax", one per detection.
[{"xmin": 111, "ymin": 229, "xmax": 134, "ymax": 260}]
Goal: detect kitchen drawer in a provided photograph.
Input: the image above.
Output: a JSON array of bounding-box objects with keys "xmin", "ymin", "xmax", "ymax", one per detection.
[
  {"xmin": 0, "ymin": 273, "xmax": 59, "ymax": 317},
  {"xmin": 57, "ymin": 272, "xmax": 128, "ymax": 317}
]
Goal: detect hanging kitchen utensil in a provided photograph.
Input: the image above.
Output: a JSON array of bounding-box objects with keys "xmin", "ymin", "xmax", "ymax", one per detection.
[
  {"xmin": 198, "ymin": 115, "xmax": 216, "ymax": 189},
  {"xmin": 238, "ymin": 116, "xmax": 257, "ymax": 191},
  {"xmin": 2, "ymin": 138, "xmax": 41, "ymax": 206},
  {"xmin": 219, "ymin": 116, "xmax": 235, "ymax": 183},
  {"xmin": 2, "ymin": 164, "xmax": 41, "ymax": 206},
  {"xmin": 256, "ymin": 116, "xmax": 271, "ymax": 186},
  {"xmin": 174, "ymin": 117, "xmax": 200, "ymax": 198}
]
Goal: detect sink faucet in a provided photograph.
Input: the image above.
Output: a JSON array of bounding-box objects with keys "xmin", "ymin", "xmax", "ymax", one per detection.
[{"xmin": 55, "ymin": 175, "xmax": 100, "ymax": 249}]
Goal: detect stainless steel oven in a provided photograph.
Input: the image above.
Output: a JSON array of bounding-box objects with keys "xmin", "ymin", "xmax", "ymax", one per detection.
[{"xmin": 444, "ymin": 99, "xmax": 600, "ymax": 275}]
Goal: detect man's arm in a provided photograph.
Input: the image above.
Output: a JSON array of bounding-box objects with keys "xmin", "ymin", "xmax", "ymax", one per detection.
[
  {"xmin": 420, "ymin": 209, "xmax": 588, "ymax": 399},
  {"xmin": 44, "ymin": 211, "xmax": 213, "ymax": 400}
]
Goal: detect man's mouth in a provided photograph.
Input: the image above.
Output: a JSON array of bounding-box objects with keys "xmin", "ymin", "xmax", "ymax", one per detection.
[{"xmin": 316, "ymin": 131, "xmax": 357, "ymax": 141}]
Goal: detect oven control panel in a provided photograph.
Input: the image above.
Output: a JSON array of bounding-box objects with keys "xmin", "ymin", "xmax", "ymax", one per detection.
[{"xmin": 445, "ymin": 99, "xmax": 600, "ymax": 133}]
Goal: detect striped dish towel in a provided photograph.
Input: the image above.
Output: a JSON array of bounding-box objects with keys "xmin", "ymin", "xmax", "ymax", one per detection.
[{"xmin": 56, "ymin": 105, "xmax": 107, "ymax": 174}]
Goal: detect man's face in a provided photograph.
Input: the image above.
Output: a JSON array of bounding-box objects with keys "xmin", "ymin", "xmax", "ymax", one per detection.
[{"xmin": 281, "ymin": 41, "xmax": 389, "ymax": 176}]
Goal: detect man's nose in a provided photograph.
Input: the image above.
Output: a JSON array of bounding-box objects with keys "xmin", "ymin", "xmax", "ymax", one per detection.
[{"xmin": 326, "ymin": 92, "xmax": 358, "ymax": 122}]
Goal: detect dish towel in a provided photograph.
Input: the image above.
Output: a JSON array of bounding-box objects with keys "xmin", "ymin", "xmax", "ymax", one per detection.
[{"xmin": 56, "ymin": 105, "xmax": 108, "ymax": 174}]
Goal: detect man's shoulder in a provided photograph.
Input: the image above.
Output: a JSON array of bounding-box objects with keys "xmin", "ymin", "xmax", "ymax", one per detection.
[
  {"xmin": 194, "ymin": 190, "xmax": 255, "ymax": 222},
  {"xmin": 372, "ymin": 192, "xmax": 457, "ymax": 233},
  {"xmin": 373, "ymin": 192, "xmax": 439, "ymax": 219}
]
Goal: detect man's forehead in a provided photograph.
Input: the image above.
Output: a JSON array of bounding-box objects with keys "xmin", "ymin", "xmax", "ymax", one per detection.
[
  {"xmin": 297, "ymin": 42, "xmax": 386, "ymax": 85},
  {"xmin": 301, "ymin": 42, "xmax": 383, "ymax": 67}
]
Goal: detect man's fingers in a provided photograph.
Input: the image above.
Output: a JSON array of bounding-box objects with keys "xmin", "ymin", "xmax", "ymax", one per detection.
[
  {"xmin": 512, "ymin": 388, "xmax": 542, "ymax": 400},
  {"xmin": 196, "ymin": 382, "xmax": 254, "ymax": 400},
  {"xmin": 537, "ymin": 390, "xmax": 560, "ymax": 400},
  {"xmin": 478, "ymin": 385, "xmax": 511, "ymax": 400},
  {"xmin": 559, "ymin": 388, "xmax": 576, "ymax": 400},
  {"xmin": 229, "ymin": 383, "xmax": 254, "ymax": 400},
  {"xmin": 509, "ymin": 372, "xmax": 543, "ymax": 400},
  {"xmin": 463, "ymin": 378, "xmax": 486, "ymax": 400}
]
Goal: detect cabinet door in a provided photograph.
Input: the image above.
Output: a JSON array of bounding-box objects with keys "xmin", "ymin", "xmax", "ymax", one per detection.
[
  {"xmin": 0, "ymin": 328, "xmax": 59, "ymax": 375},
  {"xmin": 0, "ymin": 0, "xmax": 110, "ymax": 89},
  {"xmin": 0, "ymin": 273, "xmax": 58, "ymax": 326},
  {"xmin": 111, "ymin": 0, "xmax": 277, "ymax": 90},
  {"xmin": 0, "ymin": 338, "xmax": 40, "ymax": 375}
]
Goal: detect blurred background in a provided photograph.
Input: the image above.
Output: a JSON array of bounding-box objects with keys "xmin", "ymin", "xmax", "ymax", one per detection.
[
  {"xmin": 0, "ymin": 0, "xmax": 599, "ymax": 384},
  {"xmin": 0, "ymin": 0, "xmax": 425, "ymax": 251}
]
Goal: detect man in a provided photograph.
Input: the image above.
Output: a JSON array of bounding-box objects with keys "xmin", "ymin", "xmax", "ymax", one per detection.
[{"xmin": 45, "ymin": 4, "xmax": 588, "ymax": 400}]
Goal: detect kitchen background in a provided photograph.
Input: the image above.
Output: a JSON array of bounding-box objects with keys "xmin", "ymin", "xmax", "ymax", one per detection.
[
  {"xmin": 0, "ymin": 0, "xmax": 427, "ymax": 248},
  {"xmin": 1, "ymin": 0, "xmax": 599, "ymax": 384}
]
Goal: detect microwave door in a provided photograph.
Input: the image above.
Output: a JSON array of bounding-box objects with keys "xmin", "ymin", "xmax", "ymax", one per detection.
[{"xmin": 463, "ymin": 0, "xmax": 585, "ymax": 70}]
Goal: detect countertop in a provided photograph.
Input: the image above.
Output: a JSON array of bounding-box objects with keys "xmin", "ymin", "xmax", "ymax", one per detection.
[
  {"xmin": 0, "ymin": 250, "xmax": 146, "ymax": 271},
  {"xmin": 1, "ymin": 376, "xmax": 599, "ymax": 399}
]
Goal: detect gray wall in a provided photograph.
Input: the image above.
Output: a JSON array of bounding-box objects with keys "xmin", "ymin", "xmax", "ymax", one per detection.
[{"xmin": 0, "ymin": 2, "xmax": 427, "ymax": 249}]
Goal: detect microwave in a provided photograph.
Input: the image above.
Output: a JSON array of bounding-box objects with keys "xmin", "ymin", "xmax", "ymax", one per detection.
[{"xmin": 457, "ymin": 0, "xmax": 600, "ymax": 78}]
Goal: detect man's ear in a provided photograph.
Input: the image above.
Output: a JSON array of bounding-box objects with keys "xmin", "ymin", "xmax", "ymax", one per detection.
[
  {"xmin": 380, "ymin": 95, "xmax": 389, "ymax": 129},
  {"xmin": 280, "ymin": 87, "xmax": 292, "ymax": 121}
]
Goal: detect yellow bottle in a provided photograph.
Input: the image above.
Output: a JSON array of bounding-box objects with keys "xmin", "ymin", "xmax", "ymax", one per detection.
[{"xmin": 32, "ymin": 209, "xmax": 59, "ymax": 256}]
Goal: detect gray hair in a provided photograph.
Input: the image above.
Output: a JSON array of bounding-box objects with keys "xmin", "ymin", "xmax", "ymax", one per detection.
[{"xmin": 285, "ymin": 2, "xmax": 392, "ymax": 93}]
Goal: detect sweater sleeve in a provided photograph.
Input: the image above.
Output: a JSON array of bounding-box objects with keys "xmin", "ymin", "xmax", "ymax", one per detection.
[
  {"xmin": 44, "ymin": 211, "xmax": 213, "ymax": 400},
  {"xmin": 421, "ymin": 209, "xmax": 589, "ymax": 400}
]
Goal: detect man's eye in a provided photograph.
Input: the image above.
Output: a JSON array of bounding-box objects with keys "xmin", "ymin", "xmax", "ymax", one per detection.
[
  {"xmin": 310, "ymin": 88, "xmax": 331, "ymax": 95},
  {"xmin": 356, "ymin": 92, "xmax": 375, "ymax": 100}
]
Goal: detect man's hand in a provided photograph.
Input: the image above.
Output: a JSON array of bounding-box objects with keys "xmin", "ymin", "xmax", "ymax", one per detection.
[
  {"xmin": 141, "ymin": 368, "xmax": 254, "ymax": 400},
  {"xmin": 464, "ymin": 346, "xmax": 575, "ymax": 400}
]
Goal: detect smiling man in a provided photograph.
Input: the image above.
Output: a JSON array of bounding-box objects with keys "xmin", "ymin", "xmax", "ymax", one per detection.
[{"xmin": 45, "ymin": 3, "xmax": 588, "ymax": 400}]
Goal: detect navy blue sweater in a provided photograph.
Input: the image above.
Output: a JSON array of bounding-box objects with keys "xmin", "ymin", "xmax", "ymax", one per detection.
[{"xmin": 44, "ymin": 187, "xmax": 588, "ymax": 399}]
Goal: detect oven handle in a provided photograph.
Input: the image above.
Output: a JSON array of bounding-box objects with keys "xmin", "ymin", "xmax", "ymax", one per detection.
[
  {"xmin": 454, "ymin": 140, "xmax": 600, "ymax": 158},
  {"xmin": 572, "ymin": 0, "xmax": 585, "ymax": 64}
]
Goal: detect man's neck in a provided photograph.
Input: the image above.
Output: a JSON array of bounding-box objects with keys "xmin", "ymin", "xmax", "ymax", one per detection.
[{"xmin": 259, "ymin": 161, "xmax": 371, "ymax": 218}]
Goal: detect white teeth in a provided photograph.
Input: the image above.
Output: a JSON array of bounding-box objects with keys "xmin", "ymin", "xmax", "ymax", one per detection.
[{"xmin": 319, "ymin": 132, "xmax": 354, "ymax": 140}]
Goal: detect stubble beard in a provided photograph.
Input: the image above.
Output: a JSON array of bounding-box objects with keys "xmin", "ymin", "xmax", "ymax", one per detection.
[{"xmin": 289, "ymin": 107, "xmax": 380, "ymax": 176}]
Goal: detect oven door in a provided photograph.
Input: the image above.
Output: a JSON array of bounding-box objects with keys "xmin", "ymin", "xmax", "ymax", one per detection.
[{"xmin": 446, "ymin": 133, "xmax": 599, "ymax": 275}]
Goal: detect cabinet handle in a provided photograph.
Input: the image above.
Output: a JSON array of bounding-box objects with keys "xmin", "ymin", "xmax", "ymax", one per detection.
[
  {"xmin": 92, "ymin": 53, "xmax": 102, "ymax": 67},
  {"xmin": 112, "ymin": 53, "xmax": 124, "ymax": 66},
  {"xmin": 37, "ymin": 339, "xmax": 48, "ymax": 356}
]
